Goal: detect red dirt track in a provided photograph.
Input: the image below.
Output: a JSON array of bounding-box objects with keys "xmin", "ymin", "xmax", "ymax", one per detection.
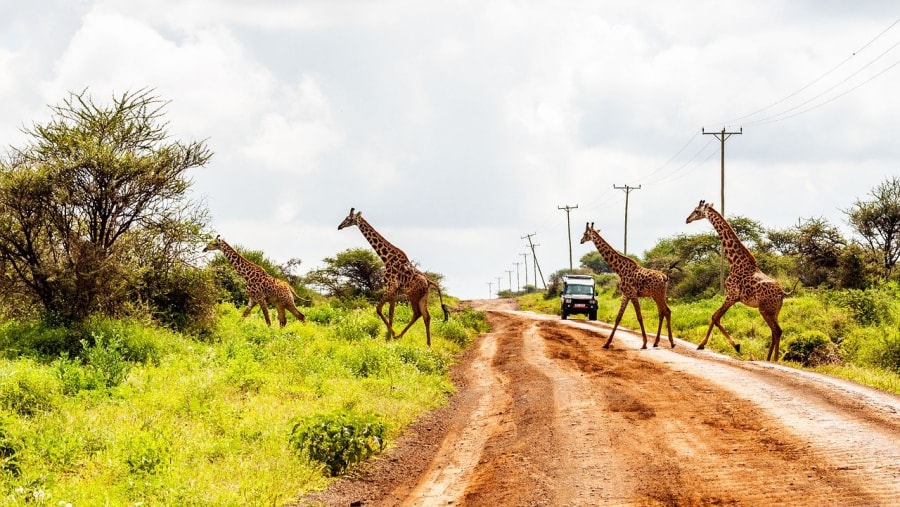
[{"xmin": 299, "ymin": 298, "xmax": 900, "ymax": 506}]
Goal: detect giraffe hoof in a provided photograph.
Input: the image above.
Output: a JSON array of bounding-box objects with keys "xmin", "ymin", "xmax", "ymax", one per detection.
[
  {"xmin": 734, "ymin": 344, "xmax": 741, "ymax": 353},
  {"xmin": 697, "ymin": 345, "xmax": 705, "ymax": 350},
  {"xmin": 602, "ymin": 344, "xmax": 611, "ymax": 350}
]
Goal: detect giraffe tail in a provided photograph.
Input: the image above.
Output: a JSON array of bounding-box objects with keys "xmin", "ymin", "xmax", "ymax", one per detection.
[
  {"xmin": 428, "ymin": 278, "xmax": 450, "ymax": 322},
  {"xmin": 783, "ymin": 279, "xmax": 801, "ymax": 297},
  {"xmin": 289, "ymin": 284, "xmax": 312, "ymax": 304}
]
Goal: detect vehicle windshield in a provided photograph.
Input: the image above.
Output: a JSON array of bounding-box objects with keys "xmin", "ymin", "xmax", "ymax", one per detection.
[{"xmin": 564, "ymin": 284, "xmax": 593, "ymax": 295}]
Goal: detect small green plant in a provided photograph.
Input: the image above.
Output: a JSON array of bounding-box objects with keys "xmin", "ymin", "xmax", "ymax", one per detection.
[
  {"xmin": 124, "ymin": 428, "xmax": 171, "ymax": 475},
  {"xmin": 289, "ymin": 411, "xmax": 387, "ymax": 476},
  {"xmin": 81, "ymin": 332, "xmax": 131, "ymax": 389}
]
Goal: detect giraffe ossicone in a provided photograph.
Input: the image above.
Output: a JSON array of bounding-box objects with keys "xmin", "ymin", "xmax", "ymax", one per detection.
[{"xmin": 203, "ymin": 235, "xmax": 306, "ymax": 327}]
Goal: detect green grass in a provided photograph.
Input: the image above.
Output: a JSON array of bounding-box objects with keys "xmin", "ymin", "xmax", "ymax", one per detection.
[
  {"xmin": 520, "ymin": 287, "xmax": 900, "ymax": 396},
  {"xmin": 0, "ymin": 301, "xmax": 486, "ymax": 506}
]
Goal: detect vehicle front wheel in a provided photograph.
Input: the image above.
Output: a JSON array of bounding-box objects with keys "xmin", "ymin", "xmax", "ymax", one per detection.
[
  {"xmin": 588, "ymin": 310, "xmax": 597, "ymax": 321},
  {"xmin": 561, "ymin": 310, "xmax": 568, "ymax": 320}
]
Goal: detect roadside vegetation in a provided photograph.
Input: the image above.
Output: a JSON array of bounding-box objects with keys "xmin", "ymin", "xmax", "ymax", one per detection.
[
  {"xmin": 0, "ymin": 90, "xmax": 488, "ymax": 505},
  {"xmin": 519, "ymin": 177, "xmax": 900, "ymax": 396}
]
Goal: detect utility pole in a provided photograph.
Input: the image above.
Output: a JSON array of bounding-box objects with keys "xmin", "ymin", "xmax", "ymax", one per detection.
[
  {"xmin": 613, "ymin": 184, "xmax": 641, "ymax": 256},
  {"xmin": 703, "ymin": 126, "xmax": 742, "ymax": 294},
  {"xmin": 496, "ymin": 276, "xmax": 502, "ymax": 297},
  {"xmin": 512, "ymin": 262, "xmax": 521, "ymax": 293},
  {"xmin": 558, "ymin": 204, "xmax": 579, "ymax": 270},
  {"xmin": 487, "ymin": 281, "xmax": 493, "ymax": 299},
  {"xmin": 520, "ymin": 252, "xmax": 530, "ymax": 288},
  {"xmin": 522, "ymin": 233, "xmax": 546, "ymax": 289},
  {"xmin": 505, "ymin": 270, "xmax": 513, "ymax": 293}
]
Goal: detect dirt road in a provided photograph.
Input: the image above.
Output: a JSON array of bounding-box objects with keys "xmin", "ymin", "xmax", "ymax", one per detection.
[{"xmin": 300, "ymin": 299, "xmax": 900, "ymax": 506}]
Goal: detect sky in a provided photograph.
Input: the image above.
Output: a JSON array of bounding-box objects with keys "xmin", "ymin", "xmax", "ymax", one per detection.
[{"xmin": 1, "ymin": 1, "xmax": 899, "ymax": 300}]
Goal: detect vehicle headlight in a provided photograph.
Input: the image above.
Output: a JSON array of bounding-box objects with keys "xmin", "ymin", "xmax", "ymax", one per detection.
[{"xmin": 564, "ymin": 298, "xmax": 571, "ymax": 304}]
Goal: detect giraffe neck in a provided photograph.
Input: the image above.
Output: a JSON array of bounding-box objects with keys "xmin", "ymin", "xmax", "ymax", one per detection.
[
  {"xmin": 590, "ymin": 230, "xmax": 638, "ymax": 274},
  {"xmin": 704, "ymin": 207, "xmax": 758, "ymax": 271},
  {"xmin": 356, "ymin": 217, "xmax": 410, "ymax": 266},
  {"xmin": 217, "ymin": 239, "xmax": 267, "ymax": 279}
]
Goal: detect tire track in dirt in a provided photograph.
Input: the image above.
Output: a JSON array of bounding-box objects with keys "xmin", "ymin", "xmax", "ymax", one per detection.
[{"xmin": 299, "ymin": 302, "xmax": 900, "ymax": 506}]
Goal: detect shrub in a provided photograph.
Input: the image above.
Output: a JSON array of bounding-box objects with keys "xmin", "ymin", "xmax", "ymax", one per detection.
[
  {"xmin": 872, "ymin": 329, "xmax": 900, "ymax": 373},
  {"xmin": 0, "ymin": 417, "xmax": 21, "ymax": 476},
  {"xmin": 783, "ymin": 331, "xmax": 842, "ymax": 367},
  {"xmin": 289, "ymin": 411, "xmax": 386, "ymax": 476},
  {"xmin": 435, "ymin": 320, "xmax": 470, "ymax": 347},
  {"xmin": 395, "ymin": 345, "xmax": 450, "ymax": 375},
  {"xmin": 829, "ymin": 288, "xmax": 892, "ymax": 326},
  {"xmin": 81, "ymin": 332, "xmax": 131, "ymax": 389},
  {"xmin": 124, "ymin": 428, "xmax": 171, "ymax": 475},
  {"xmin": 341, "ymin": 345, "xmax": 389, "ymax": 378},
  {"xmin": 0, "ymin": 360, "xmax": 60, "ymax": 415},
  {"xmin": 304, "ymin": 305, "xmax": 342, "ymax": 325},
  {"xmin": 334, "ymin": 310, "xmax": 382, "ymax": 341}
]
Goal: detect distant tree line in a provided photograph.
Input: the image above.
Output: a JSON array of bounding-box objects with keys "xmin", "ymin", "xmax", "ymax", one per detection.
[{"xmin": 1, "ymin": 89, "xmax": 899, "ymax": 351}]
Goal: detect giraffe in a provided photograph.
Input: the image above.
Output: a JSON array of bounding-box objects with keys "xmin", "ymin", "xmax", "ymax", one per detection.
[
  {"xmin": 338, "ymin": 208, "xmax": 449, "ymax": 347},
  {"xmin": 580, "ymin": 222, "xmax": 674, "ymax": 350},
  {"xmin": 203, "ymin": 235, "xmax": 306, "ymax": 327},
  {"xmin": 685, "ymin": 200, "xmax": 791, "ymax": 362}
]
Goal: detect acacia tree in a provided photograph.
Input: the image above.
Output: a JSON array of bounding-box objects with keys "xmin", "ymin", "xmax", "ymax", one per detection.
[
  {"xmin": 846, "ymin": 176, "xmax": 900, "ymax": 279},
  {"xmin": 0, "ymin": 89, "xmax": 212, "ymax": 324},
  {"xmin": 304, "ymin": 248, "xmax": 384, "ymax": 301}
]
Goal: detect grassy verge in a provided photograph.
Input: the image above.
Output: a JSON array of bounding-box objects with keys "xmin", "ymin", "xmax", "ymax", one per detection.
[
  {"xmin": 518, "ymin": 289, "xmax": 900, "ymax": 396},
  {"xmin": 0, "ymin": 301, "xmax": 487, "ymax": 506}
]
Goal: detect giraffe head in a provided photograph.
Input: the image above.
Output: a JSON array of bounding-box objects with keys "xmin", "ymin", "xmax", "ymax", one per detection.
[
  {"xmin": 338, "ymin": 207, "xmax": 362, "ymax": 230},
  {"xmin": 580, "ymin": 222, "xmax": 597, "ymax": 244},
  {"xmin": 686, "ymin": 200, "xmax": 714, "ymax": 224},
  {"xmin": 203, "ymin": 235, "xmax": 223, "ymax": 252}
]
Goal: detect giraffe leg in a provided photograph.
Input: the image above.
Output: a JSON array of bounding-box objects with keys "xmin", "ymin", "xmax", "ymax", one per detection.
[
  {"xmin": 242, "ymin": 299, "xmax": 258, "ymax": 319},
  {"xmin": 631, "ymin": 298, "xmax": 649, "ymax": 349},
  {"xmin": 376, "ymin": 292, "xmax": 399, "ymax": 339},
  {"xmin": 259, "ymin": 303, "xmax": 272, "ymax": 327},
  {"xmin": 276, "ymin": 304, "xmax": 287, "ymax": 327},
  {"xmin": 396, "ymin": 296, "xmax": 425, "ymax": 342},
  {"xmin": 698, "ymin": 298, "xmax": 739, "ymax": 352},
  {"xmin": 603, "ymin": 296, "xmax": 631, "ymax": 349},
  {"xmin": 761, "ymin": 307, "xmax": 784, "ymax": 362},
  {"xmin": 285, "ymin": 300, "xmax": 306, "ymax": 324},
  {"xmin": 652, "ymin": 299, "xmax": 673, "ymax": 348},
  {"xmin": 664, "ymin": 304, "xmax": 675, "ymax": 348}
]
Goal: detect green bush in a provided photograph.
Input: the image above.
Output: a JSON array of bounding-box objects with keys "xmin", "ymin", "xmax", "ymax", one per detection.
[
  {"xmin": 0, "ymin": 360, "xmax": 60, "ymax": 416},
  {"xmin": 435, "ymin": 320, "xmax": 470, "ymax": 347},
  {"xmin": 395, "ymin": 345, "xmax": 450, "ymax": 375},
  {"xmin": 304, "ymin": 305, "xmax": 342, "ymax": 325},
  {"xmin": 81, "ymin": 332, "xmax": 131, "ymax": 389},
  {"xmin": 783, "ymin": 331, "xmax": 842, "ymax": 367},
  {"xmin": 341, "ymin": 345, "xmax": 389, "ymax": 378},
  {"xmin": 829, "ymin": 288, "xmax": 892, "ymax": 326},
  {"xmin": 289, "ymin": 411, "xmax": 386, "ymax": 476},
  {"xmin": 0, "ymin": 417, "xmax": 21, "ymax": 476},
  {"xmin": 334, "ymin": 310, "xmax": 382, "ymax": 341},
  {"xmin": 124, "ymin": 428, "xmax": 171, "ymax": 475},
  {"xmin": 872, "ymin": 329, "xmax": 900, "ymax": 373}
]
